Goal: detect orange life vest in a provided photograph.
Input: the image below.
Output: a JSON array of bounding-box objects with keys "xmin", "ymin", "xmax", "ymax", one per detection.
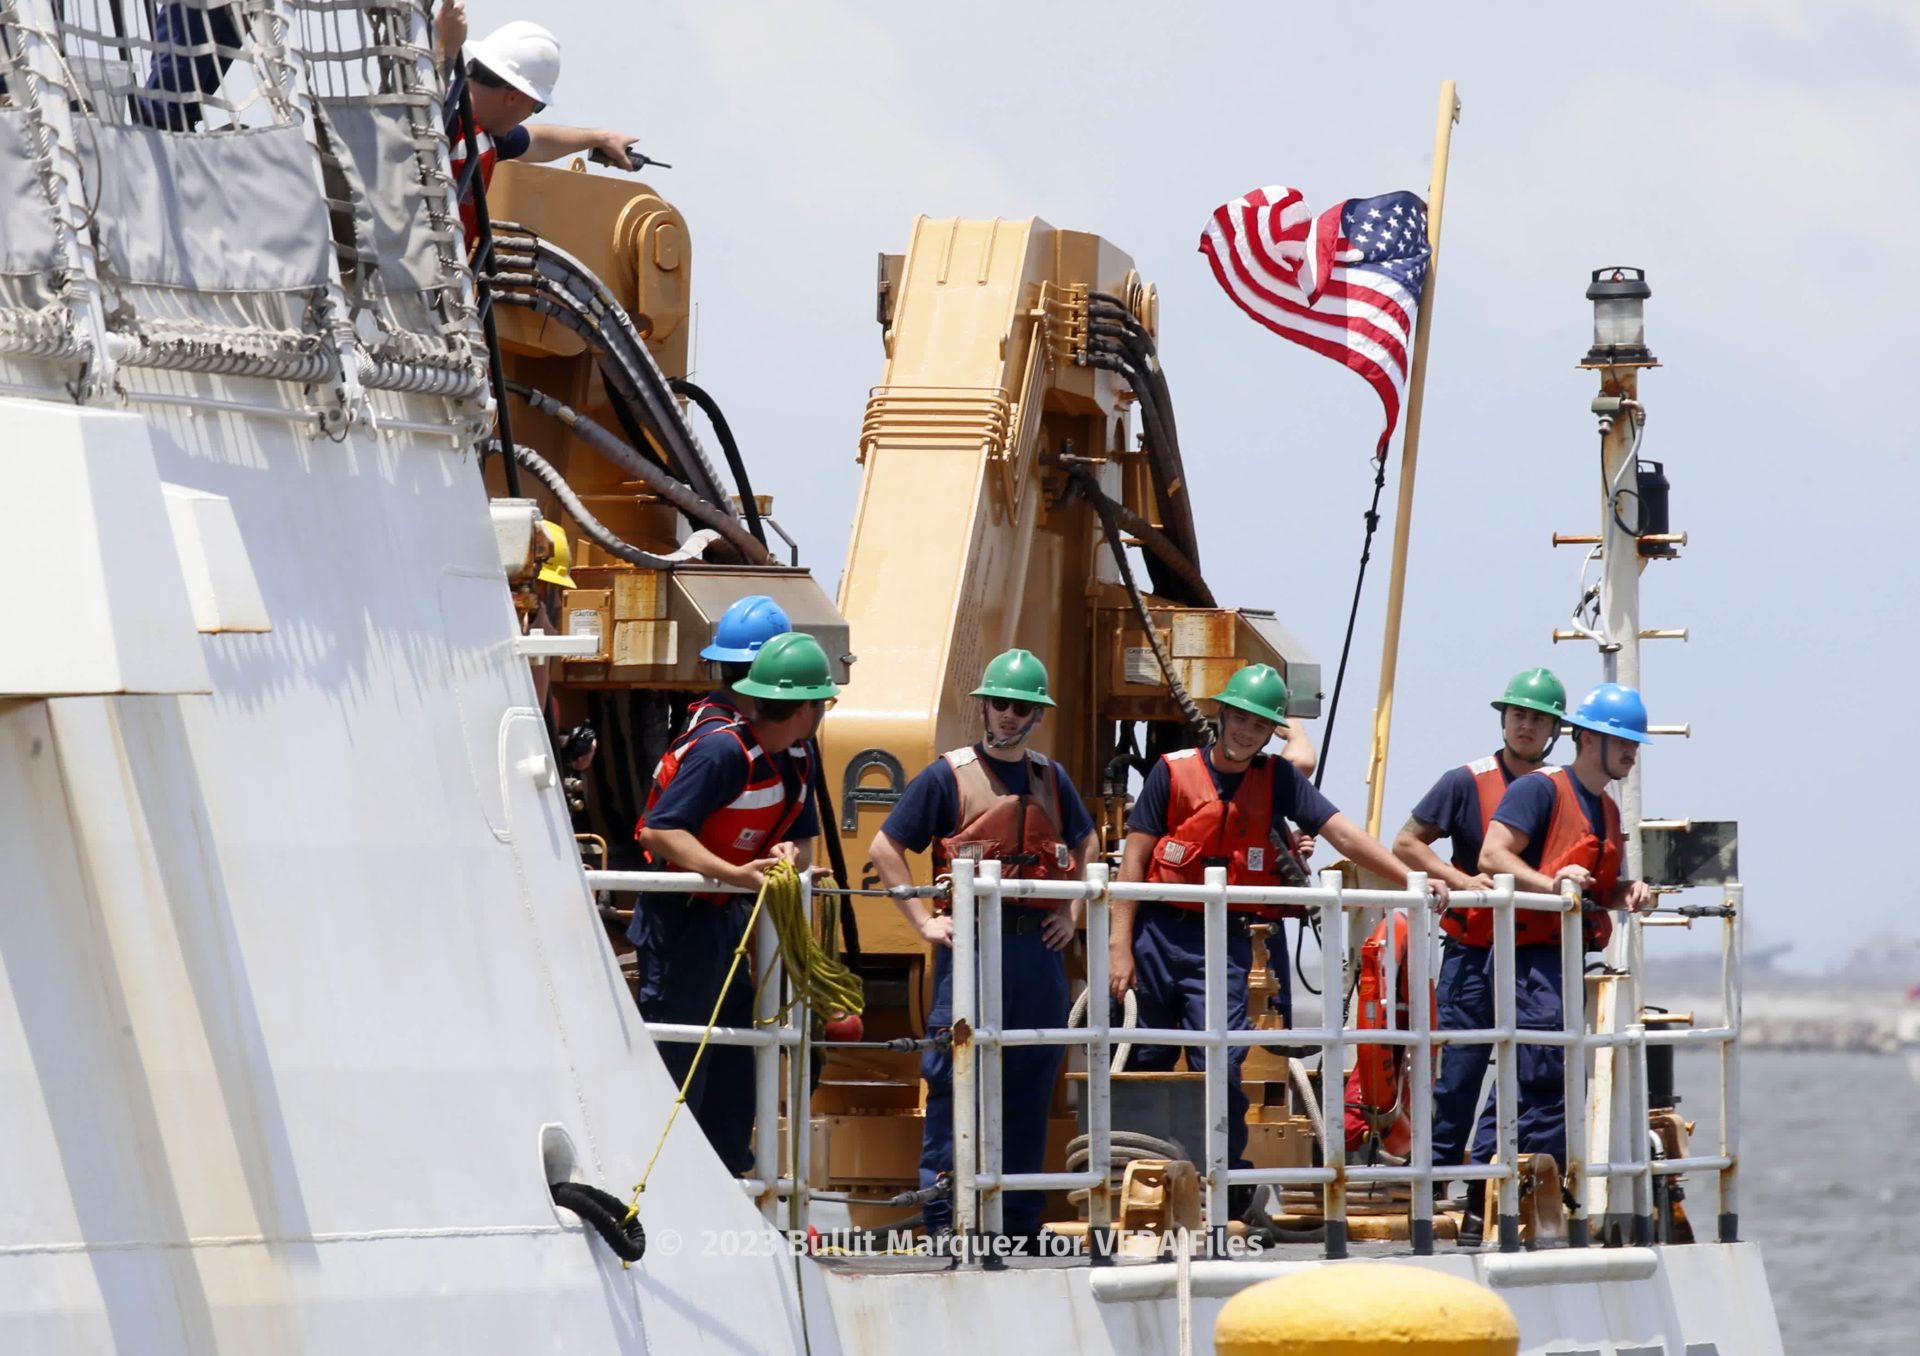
[
  {"xmin": 1439, "ymin": 754, "xmax": 1517, "ymax": 946},
  {"xmin": 1452, "ymin": 766, "xmax": 1622, "ymax": 948},
  {"xmin": 1145, "ymin": 748, "xmax": 1303, "ymax": 916},
  {"xmin": 1536, "ymin": 766, "xmax": 1623, "ymax": 950},
  {"xmin": 1344, "ymin": 912, "xmax": 1438, "ymax": 1156},
  {"xmin": 634, "ymin": 721, "xmax": 811, "ymax": 900},
  {"xmin": 933, "ymin": 746, "xmax": 1074, "ymax": 889}
]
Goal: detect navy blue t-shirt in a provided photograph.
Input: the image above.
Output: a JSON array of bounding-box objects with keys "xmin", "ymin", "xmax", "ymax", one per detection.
[
  {"xmin": 1489, "ymin": 771, "xmax": 1609, "ymax": 870},
  {"xmin": 880, "ymin": 746, "xmax": 1096, "ymax": 854},
  {"xmin": 1126, "ymin": 752, "xmax": 1337, "ymax": 839},
  {"xmin": 1409, "ymin": 754, "xmax": 1518, "ymax": 874},
  {"xmin": 647, "ymin": 726, "xmax": 821, "ymax": 842}
]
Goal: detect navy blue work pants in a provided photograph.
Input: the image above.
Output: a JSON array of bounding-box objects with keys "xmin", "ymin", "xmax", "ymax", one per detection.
[
  {"xmin": 1430, "ymin": 940, "xmax": 1568, "ymax": 1170},
  {"xmin": 920, "ymin": 923, "xmax": 1068, "ymax": 1236},
  {"xmin": 630, "ymin": 896, "xmax": 757, "ymax": 1175},
  {"xmin": 1123, "ymin": 903, "xmax": 1291, "ymax": 1169}
]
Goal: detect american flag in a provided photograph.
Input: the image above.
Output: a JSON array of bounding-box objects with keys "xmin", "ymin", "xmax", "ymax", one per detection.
[{"xmin": 1200, "ymin": 186, "xmax": 1431, "ymax": 456}]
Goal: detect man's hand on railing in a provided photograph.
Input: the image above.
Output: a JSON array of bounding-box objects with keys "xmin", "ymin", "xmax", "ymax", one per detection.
[
  {"xmin": 1621, "ymin": 879, "xmax": 1653, "ymax": 914},
  {"xmin": 1552, "ymin": 863, "xmax": 1594, "ymax": 894},
  {"xmin": 1423, "ymin": 877, "xmax": 1451, "ymax": 909},
  {"xmin": 725, "ymin": 857, "xmax": 781, "ymax": 892},
  {"xmin": 918, "ymin": 913, "xmax": 954, "ymax": 949},
  {"xmin": 1039, "ymin": 905, "xmax": 1075, "ymax": 952}
]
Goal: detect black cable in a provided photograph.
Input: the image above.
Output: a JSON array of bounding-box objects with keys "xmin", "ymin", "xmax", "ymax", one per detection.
[
  {"xmin": 1062, "ymin": 463, "xmax": 1215, "ymax": 608},
  {"xmin": 805, "ymin": 739, "xmax": 862, "ymax": 965},
  {"xmin": 1087, "ymin": 480, "xmax": 1211, "ymax": 741},
  {"xmin": 504, "ymin": 381, "xmax": 772, "ymax": 565},
  {"xmin": 597, "ymin": 365, "xmax": 676, "ymax": 474},
  {"xmin": 550, "ymin": 1181, "xmax": 646, "ymax": 1262},
  {"xmin": 1313, "ymin": 456, "xmax": 1391, "ymax": 789},
  {"xmin": 452, "ymin": 81, "xmax": 520, "ymax": 498},
  {"xmin": 1612, "ymin": 487, "xmax": 1643, "ymax": 541},
  {"xmin": 672, "ymin": 377, "xmax": 766, "ymax": 549}
]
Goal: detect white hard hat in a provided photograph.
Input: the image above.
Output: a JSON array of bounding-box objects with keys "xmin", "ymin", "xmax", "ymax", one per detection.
[{"xmin": 467, "ymin": 20, "xmax": 561, "ymax": 107}]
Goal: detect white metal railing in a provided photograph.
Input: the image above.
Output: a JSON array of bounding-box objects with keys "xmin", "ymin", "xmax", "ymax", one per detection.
[
  {"xmin": 585, "ymin": 869, "xmax": 817, "ymax": 1225},
  {"xmin": 585, "ymin": 859, "xmax": 1743, "ymax": 1260}
]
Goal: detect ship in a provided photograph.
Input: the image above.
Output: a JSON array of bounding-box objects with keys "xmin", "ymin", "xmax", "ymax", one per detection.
[{"xmin": 0, "ymin": 4, "xmax": 1782, "ymax": 1352}]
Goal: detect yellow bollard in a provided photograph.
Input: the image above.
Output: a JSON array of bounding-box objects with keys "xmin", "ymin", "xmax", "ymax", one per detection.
[{"xmin": 1214, "ymin": 1262, "xmax": 1519, "ymax": 1355}]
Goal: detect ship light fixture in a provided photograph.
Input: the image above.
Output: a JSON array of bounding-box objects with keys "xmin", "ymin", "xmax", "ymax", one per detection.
[{"xmin": 1584, "ymin": 266, "xmax": 1653, "ymax": 365}]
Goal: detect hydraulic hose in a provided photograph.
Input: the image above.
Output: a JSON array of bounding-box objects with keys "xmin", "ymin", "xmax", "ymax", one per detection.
[
  {"xmin": 1088, "ymin": 302, "xmax": 1199, "ymax": 543},
  {"xmin": 1087, "ymin": 481, "xmax": 1212, "ymax": 741},
  {"xmin": 1086, "ymin": 300, "xmax": 1204, "ymax": 584},
  {"xmin": 672, "ymin": 377, "xmax": 766, "ymax": 550},
  {"xmin": 506, "ymin": 444, "xmax": 688, "ymax": 570},
  {"xmin": 484, "ymin": 279, "xmax": 696, "ymax": 487},
  {"xmin": 1084, "ymin": 342, "xmax": 1204, "ymax": 604},
  {"xmin": 1063, "ymin": 462, "xmax": 1215, "ymax": 608},
  {"xmin": 505, "ymin": 381, "xmax": 773, "ymax": 566},
  {"xmin": 487, "ymin": 233, "xmax": 733, "ymax": 511}
]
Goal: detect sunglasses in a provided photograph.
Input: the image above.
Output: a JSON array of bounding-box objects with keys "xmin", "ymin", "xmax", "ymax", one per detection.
[{"xmin": 987, "ymin": 697, "xmax": 1036, "ymax": 717}]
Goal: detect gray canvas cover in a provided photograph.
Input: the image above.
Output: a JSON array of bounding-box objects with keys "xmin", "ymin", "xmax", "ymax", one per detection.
[
  {"xmin": 319, "ymin": 99, "xmax": 445, "ymax": 295},
  {"xmin": 79, "ymin": 122, "xmax": 330, "ymax": 291},
  {"xmin": 0, "ymin": 109, "xmax": 61, "ymax": 278}
]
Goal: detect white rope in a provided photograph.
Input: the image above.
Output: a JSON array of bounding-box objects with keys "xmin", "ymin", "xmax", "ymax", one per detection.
[{"xmin": 1068, "ymin": 985, "xmax": 1139, "ymax": 1073}]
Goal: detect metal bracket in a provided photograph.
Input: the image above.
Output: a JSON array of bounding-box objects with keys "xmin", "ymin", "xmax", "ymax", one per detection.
[{"xmin": 839, "ymin": 747, "xmax": 906, "ymax": 833}]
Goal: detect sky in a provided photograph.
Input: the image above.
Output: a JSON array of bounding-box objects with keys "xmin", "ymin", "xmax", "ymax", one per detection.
[{"xmin": 477, "ymin": 0, "xmax": 1918, "ymax": 968}]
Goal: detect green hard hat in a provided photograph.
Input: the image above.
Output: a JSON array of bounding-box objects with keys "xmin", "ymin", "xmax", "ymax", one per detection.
[
  {"xmin": 1491, "ymin": 667, "xmax": 1567, "ymax": 719},
  {"xmin": 1210, "ymin": 664, "xmax": 1290, "ymax": 726},
  {"xmin": 970, "ymin": 648, "xmax": 1056, "ymax": 707},
  {"xmin": 733, "ymin": 631, "xmax": 841, "ymax": 701}
]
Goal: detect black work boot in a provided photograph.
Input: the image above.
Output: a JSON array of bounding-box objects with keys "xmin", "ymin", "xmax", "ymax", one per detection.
[{"xmin": 1455, "ymin": 1199, "xmax": 1485, "ymax": 1249}]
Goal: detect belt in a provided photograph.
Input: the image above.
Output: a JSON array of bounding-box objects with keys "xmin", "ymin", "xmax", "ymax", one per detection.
[
  {"xmin": 1142, "ymin": 900, "xmax": 1256, "ymax": 935},
  {"xmin": 1002, "ymin": 909, "xmax": 1053, "ymax": 935}
]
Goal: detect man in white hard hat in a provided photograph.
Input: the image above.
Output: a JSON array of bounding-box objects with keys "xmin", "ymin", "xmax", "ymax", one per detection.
[{"xmin": 437, "ymin": 3, "xmax": 642, "ymax": 238}]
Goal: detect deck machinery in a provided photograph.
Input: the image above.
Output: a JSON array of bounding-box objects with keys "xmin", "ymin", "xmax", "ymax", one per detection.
[{"xmin": 487, "ymin": 169, "xmax": 1324, "ymax": 1221}]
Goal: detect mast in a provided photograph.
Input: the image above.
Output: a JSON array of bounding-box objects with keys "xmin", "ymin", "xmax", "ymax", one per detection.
[
  {"xmin": 1573, "ymin": 266, "xmax": 1667, "ymax": 1239},
  {"xmin": 1361, "ymin": 80, "xmax": 1461, "ymax": 837}
]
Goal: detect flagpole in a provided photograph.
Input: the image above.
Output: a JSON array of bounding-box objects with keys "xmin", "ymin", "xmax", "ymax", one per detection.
[{"xmin": 1361, "ymin": 80, "xmax": 1461, "ymax": 838}]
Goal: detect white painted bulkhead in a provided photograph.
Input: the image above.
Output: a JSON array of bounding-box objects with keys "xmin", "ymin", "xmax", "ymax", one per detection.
[{"xmin": 0, "ymin": 390, "xmax": 834, "ymax": 1353}]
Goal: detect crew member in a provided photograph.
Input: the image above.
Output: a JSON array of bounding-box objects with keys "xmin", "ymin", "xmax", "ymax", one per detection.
[
  {"xmin": 1110, "ymin": 663, "xmax": 1446, "ymax": 1174},
  {"xmin": 436, "ymin": 5, "xmax": 643, "ymax": 237},
  {"xmin": 1472, "ymin": 682, "xmax": 1654, "ymax": 1179},
  {"xmin": 525, "ymin": 520, "xmax": 576, "ymax": 714},
  {"xmin": 1392, "ymin": 667, "xmax": 1565, "ymax": 1178},
  {"xmin": 631, "ymin": 632, "xmax": 837, "ymax": 1174},
  {"xmin": 869, "ymin": 649, "xmax": 1099, "ymax": 1240},
  {"xmin": 522, "ymin": 521, "xmax": 596, "ymax": 803}
]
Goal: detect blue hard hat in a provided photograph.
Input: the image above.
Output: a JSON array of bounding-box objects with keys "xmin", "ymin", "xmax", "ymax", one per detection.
[
  {"xmin": 701, "ymin": 594, "xmax": 791, "ymax": 662},
  {"xmin": 1567, "ymin": 682, "xmax": 1653, "ymax": 745}
]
